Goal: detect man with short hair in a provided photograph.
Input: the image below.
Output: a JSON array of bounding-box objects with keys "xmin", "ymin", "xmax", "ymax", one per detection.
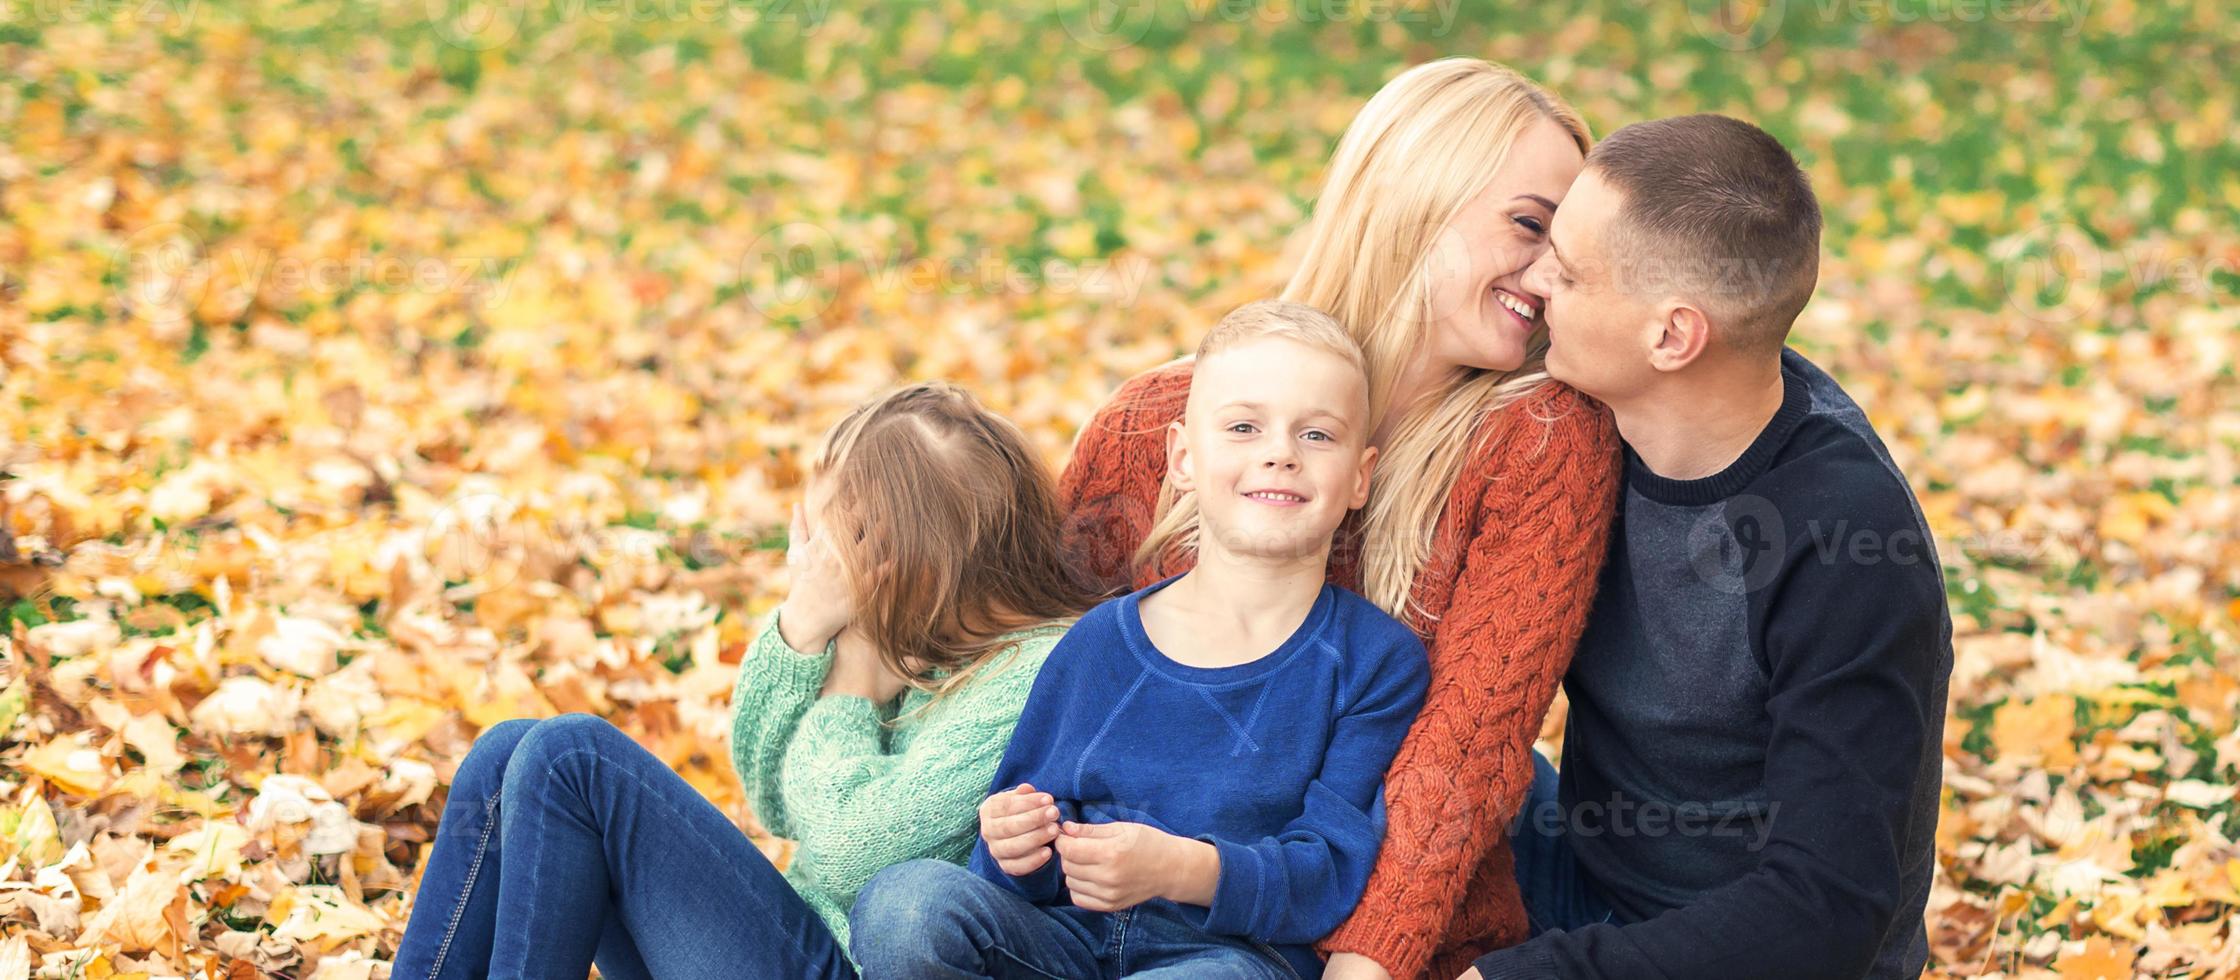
[{"xmin": 1468, "ymin": 114, "xmax": 1954, "ymax": 979}]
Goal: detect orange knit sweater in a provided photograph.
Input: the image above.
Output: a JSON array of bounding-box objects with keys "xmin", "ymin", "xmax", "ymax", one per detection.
[{"xmin": 1056, "ymin": 360, "xmax": 1622, "ymax": 980}]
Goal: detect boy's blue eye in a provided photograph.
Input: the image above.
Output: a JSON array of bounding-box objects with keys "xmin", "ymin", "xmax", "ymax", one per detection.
[
  {"xmin": 1226, "ymin": 422, "xmax": 1256, "ymax": 434},
  {"xmin": 1304, "ymin": 430, "xmax": 1332, "ymax": 442}
]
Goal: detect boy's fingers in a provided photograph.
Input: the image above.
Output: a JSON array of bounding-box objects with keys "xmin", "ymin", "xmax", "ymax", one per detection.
[
  {"xmin": 983, "ymin": 790, "xmax": 1048, "ymax": 819},
  {"xmin": 987, "ymin": 821, "xmax": 1058, "ymax": 856},
  {"xmin": 987, "ymin": 832, "xmax": 1049, "ymax": 861},
  {"xmin": 1053, "ymin": 833, "xmax": 1102, "ymax": 864},
  {"xmin": 987, "ymin": 805, "xmax": 1060, "ymax": 840},
  {"xmin": 1003, "ymin": 848, "xmax": 1051, "ymax": 875}
]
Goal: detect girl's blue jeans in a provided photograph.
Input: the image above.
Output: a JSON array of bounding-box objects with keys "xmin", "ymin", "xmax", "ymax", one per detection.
[{"xmin": 390, "ymin": 714, "xmax": 856, "ymax": 980}]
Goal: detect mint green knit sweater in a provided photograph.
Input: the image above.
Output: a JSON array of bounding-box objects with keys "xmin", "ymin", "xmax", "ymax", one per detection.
[{"xmin": 726, "ymin": 609, "xmax": 1070, "ymax": 955}]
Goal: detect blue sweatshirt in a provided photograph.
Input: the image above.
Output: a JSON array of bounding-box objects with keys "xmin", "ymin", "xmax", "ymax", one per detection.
[{"xmin": 968, "ymin": 571, "xmax": 1430, "ymax": 978}]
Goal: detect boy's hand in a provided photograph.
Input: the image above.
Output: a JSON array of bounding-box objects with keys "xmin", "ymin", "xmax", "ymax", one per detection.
[
  {"xmin": 1053, "ymin": 820, "xmax": 1219, "ymax": 912},
  {"xmin": 979, "ymin": 783, "xmax": 1061, "ymax": 876}
]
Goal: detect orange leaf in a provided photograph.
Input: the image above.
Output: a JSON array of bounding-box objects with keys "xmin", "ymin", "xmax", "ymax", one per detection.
[{"xmin": 2055, "ymin": 936, "xmax": 2136, "ymax": 980}]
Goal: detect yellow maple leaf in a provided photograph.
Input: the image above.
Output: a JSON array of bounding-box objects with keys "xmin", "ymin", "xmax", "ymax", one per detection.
[
  {"xmin": 20, "ymin": 734, "xmax": 116, "ymax": 797},
  {"xmin": 1990, "ymin": 694, "xmax": 2078, "ymax": 767},
  {"xmin": 2055, "ymin": 936, "xmax": 2136, "ymax": 980}
]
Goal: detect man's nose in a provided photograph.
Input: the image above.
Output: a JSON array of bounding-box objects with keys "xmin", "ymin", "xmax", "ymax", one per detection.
[{"xmin": 1522, "ymin": 252, "xmax": 1553, "ymax": 295}]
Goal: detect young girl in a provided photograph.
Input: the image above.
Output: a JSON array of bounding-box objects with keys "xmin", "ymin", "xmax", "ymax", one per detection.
[
  {"xmin": 393, "ymin": 382, "xmax": 1096, "ymax": 980},
  {"xmin": 849, "ymin": 301, "xmax": 1431, "ymax": 980}
]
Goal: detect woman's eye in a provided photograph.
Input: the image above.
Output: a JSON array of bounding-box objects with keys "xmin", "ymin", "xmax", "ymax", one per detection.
[{"xmin": 1515, "ymin": 216, "xmax": 1546, "ymax": 236}]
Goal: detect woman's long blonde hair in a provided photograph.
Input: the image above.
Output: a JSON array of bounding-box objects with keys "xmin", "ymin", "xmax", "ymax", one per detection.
[
  {"xmin": 811, "ymin": 382, "xmax": 1095, "ymax": 709},
  {"xmin": 1279, "ymin": 58, "xmax": 1591, "ymax": 626},
  {"xmin": 1129, "ymin": 300, "xmax": 1366, "ymax": 575}
]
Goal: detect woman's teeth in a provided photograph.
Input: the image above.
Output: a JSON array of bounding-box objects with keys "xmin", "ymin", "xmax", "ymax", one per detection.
[{"xmin": 1495, "ymin": 289, "xmax": 1535, "ymax": 320}]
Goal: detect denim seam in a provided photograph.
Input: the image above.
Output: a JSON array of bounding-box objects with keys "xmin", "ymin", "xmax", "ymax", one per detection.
[
  {"xmin": 986, "ymin": 947, "xmax": 1077, "ymax": 980},
  {"xmin": 1111, "ymin": 907, "xmax": 1132, "ymax": 973},
  {"xmin": 1244, "ymin": 937, "xmax": 1301, "ymax": 980},
  {"xmin": 508, "ymin": 744, "xmax": 840, "ymax": 976},
  {"xmin": 427, "ymin": 793, "xmax": 501, "ymax": 979}
]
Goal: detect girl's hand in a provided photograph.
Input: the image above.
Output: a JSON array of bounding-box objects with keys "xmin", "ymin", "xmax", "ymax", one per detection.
[
  {"xmin": 979, "ymin": 783, "xmax": 1061, "ymax": 876},
  {"xmin": 820, "ymin": 622, "xmax": 910, "ymax": 703},
  {"xmin": 777, "ymin": 501, "xmax": 853, "ymax": 653},
  {"xmin": 1322, "ymin": 953, "xmax": 1396, "ymax": 980},
  {"xmin": 1053, "ymin": 820, "xmax": 1218, "ymax": 912}
]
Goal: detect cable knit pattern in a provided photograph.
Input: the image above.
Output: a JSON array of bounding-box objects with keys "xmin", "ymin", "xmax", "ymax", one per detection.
[
  {"xmin": 727, "ymin": 609, "xmax": 1070, "ymax": 957},
  {"xmin": 1058, "ymin": 361, "xmax": 1622, "ymax": 980}
]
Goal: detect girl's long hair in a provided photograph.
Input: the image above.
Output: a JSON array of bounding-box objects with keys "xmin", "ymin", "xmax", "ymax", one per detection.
[
  {"xmin": 811, "ymin": 382, "xmax": 1095, "ymax": 708},
  {"xmin": 1277, "ymin": 58, "xmax": 1591, "ymax": 626}
]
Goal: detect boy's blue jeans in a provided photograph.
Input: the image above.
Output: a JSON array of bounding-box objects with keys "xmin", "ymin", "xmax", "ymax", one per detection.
[
  {"xmin": 849, "ymin": 859, "xmax": 1299, "ymax": 978},
  {"xmin": 1510, "ymin": 749, "xmax": 1619, "ymax": 936},
  {"xmin": 391, "ymin": 714, "xmax": 856, "ymax": 980}
]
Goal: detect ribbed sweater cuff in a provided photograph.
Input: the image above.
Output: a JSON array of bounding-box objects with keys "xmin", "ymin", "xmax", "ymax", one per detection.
[
  {"xmin": 1200, "ymin": 836, "xmax": 1266, "ymax": 937},
  {"xmin": 1474, "ymin": 942, "xmax": 1557, "ymax": 979},
  {"xmin": 1319, "ymin": 920, "xmax": 1435, "ymax": 980}
]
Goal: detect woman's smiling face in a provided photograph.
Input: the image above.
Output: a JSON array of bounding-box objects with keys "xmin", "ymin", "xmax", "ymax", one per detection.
[{"xmin": 1415, "ymin": 116, "xmax": 1587, "ymax": 375}]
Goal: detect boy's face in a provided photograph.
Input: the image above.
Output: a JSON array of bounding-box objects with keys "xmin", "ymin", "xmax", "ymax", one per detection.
[
  {"xmin": 1166, "ymin": 338, "xmax": 1378, "ymax": 567},
  {"xmin": 1524, "ymin": 169, "xmax": 1665, "ymax": 404}
]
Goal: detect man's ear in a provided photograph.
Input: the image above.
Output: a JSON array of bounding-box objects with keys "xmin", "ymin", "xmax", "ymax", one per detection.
[
  {"xmin": 1648, "ymin": 301, "xmax": 1714, "ymax": 373},
  {"xmin": 1163, "ymin": 419, "xmax": 1194, "ymax": 493},
  {"xmin": 1348, "ymin": 444, "xmax": 1378, "ymax": 510}
]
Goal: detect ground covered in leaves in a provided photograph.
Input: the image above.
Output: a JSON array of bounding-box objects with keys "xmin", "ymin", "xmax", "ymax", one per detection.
[{"xmin": 1, "ymin": 1, "xmax": 2236, "ymax": 976}]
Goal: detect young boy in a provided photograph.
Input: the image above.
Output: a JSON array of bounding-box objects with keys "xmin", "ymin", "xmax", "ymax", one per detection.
[{"xmin": 849, "ymin": 301, "xmax": 1431, "ymax": 979}]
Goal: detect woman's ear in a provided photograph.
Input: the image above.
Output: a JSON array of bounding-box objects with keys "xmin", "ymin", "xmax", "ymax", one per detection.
[{"xmin": 1164, "ymin": 419, "xmax": 1195, "ymax": 492}]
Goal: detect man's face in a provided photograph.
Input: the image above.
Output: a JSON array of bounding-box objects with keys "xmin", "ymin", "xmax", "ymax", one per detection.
[{"xmin": 1524, "ymin": 169, "xmax": 1665, "ymax": 404}]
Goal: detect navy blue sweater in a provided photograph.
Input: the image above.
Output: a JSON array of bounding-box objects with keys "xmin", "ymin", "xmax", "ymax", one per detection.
[
  {"xmin": 1475, "ymin": 349, "xmax": 1953, "ymax": 979},
  {"xmin": 969, "ymin": 572, "xmax": 1430, "ymax": 978}
]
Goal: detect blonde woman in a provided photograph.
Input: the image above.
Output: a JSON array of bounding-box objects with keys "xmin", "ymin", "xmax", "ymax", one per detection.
[{"xmin": 1059, "ymin": 59, "xmax": 1623, "ymax": 980}]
